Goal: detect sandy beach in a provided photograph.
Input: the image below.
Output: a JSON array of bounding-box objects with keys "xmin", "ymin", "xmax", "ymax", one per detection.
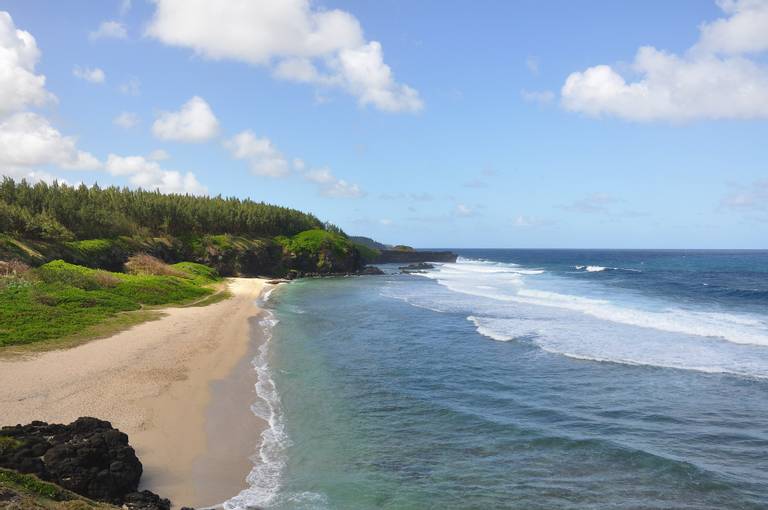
[{"xmin": 0, "ymin": 277, "xmax": 270, "ymax": 509}]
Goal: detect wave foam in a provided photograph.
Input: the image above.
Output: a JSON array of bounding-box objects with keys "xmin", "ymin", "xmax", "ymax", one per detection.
[
  {"xmin": 223, "ymin": 310, "xmax": 289, "ymax": 509},
  {"xmin": 393, "ymin": 258, "xmax": 768, "ymax": 378}
]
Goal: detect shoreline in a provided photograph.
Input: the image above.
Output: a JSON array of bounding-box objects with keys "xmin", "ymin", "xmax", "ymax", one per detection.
[{"xmin": 0, "ymin": 277, "xmax": 271, "ymax": 509}]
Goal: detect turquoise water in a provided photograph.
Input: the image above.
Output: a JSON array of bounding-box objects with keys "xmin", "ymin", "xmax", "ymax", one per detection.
[{"xmin": 227, "ymin": 250, "xmax": 768, "ymax": 509}]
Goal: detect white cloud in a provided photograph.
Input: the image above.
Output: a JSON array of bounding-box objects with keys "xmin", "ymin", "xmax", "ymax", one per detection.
[
  {"xmin": 148, "ymin": 149, "xmax": 169, "ymax": 161},
  {"xmin": 90, "ymin": 20, "xmax": 127, "ymax": 40},
  {"xmin": 152, "ymin": 96, "xmax": 219, "ymax": 142},
  {"xmin": 73, "ymin": 66, "xmax": 105, "ymax": 84},
  {"xmin": 119, "ymin": 77, "xmax": 141, "ymax": 96},
  {"xmin": 146, "ymin": 0, "xmax": 422, "ymax": 113},
  {"xmin": 0, "ymin": 11, "xmax": 55, "ymax": 116},
  {"xmin": 0, "ymin": 112, "xmax": 100, "ymax": 171},
  {"xmin": 225, "ymin": 129, "xmax": 363, "ymax": 195},
  {"xmin": 224, "ymin": 130, "xmax": 289, "ymax": 177},
  {"xmin": 512, "ymin": 215, "xmax": 554, "ymax": 227},
  {"xmin": 561, "ymin": 0, "xmax": 768, "ymax": 121},
  {"xmin": 113, "ymin": 111, "xmax": 139, "ymax": 129},
  {"xmin": 455, "ymin": 203, "xmax": 474, "ymax": 217},
  {"xmin": 304, "ymin": 167, "xmax": 334, "ymax": 184},
  {"xmin": 105, "ymin": 154, "xmax": 206, "ymax": 195},
  {"xmin": 521, "ymin": 89, "xmax": 555, "ymax": 105},
  {"xmin": 303, "ymin": 166, "xmax": 363, "ymax": 197},
  {"xmin": 696, "ymin": 0, "xmax": 768, "ymax": 54},
  {"xmin": 319, "ymin": 177, "xmax": 363, "ymax": 198}
]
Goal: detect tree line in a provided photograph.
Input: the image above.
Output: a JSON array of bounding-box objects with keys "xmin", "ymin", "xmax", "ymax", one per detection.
[{"xmin": 0, "ymin": 178, "xmax": 329, "ymax": 241}]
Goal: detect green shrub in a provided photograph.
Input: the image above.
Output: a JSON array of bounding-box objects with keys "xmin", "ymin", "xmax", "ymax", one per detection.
[
  {"xmin": 172, "ymin": 261, "xmax": 220, "ymax": 283},
  {"xmin": 352, "ymin": 242, "xmax": 380, "ymax": 263},
  {"xmin": 0, "ymin": 260, "xmax": 215, "ymax": 347}
]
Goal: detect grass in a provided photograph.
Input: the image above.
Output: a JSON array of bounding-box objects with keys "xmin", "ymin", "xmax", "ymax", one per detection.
[
  {"xmin": 278, "ymin": 229, "xmax": 354, "ymax": 257},
  {"xmin": 0, "ymin": 259, "xmax": 223, "ymax": 349},
  {"xmin": 0, "ymin": 468, "xmax": 116, "ymax": 508}
]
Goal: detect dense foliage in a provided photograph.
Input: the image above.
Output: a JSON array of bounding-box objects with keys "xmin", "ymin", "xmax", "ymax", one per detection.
[
  {"xmin": 0, "ymin": 259, "xmax": 220, "ymax": 346},
  {"xmin": 0, "ymin": 178, "xmax": 324, "ymax": 240}
]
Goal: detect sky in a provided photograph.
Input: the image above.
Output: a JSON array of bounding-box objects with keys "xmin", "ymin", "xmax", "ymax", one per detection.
[{"xmin": 1, "ymin": 0, "xmax": 767, "ymax": 249}]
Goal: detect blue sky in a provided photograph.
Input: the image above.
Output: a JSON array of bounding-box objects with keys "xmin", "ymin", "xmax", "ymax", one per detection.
[{"xmin": 1, "ymin": 0, "xmax": 767, "ymax": 248}]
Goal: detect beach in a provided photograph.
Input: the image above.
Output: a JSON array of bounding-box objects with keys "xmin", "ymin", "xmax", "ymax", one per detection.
[{"xmin": 0, "ymin": 277, "xmax": 269, "ymax": 509}]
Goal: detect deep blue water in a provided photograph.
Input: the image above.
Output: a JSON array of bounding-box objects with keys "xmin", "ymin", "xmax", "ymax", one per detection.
[{"xmin": 228, "ymin": 250, "xmax": 768, "ymax": 510}]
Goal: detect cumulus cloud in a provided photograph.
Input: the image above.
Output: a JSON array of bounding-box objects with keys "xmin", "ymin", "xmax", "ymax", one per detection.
[
  {"xmin": 0, "ymin": 11, "xmax": 54, "ymax": 116},
  {"xmin": 561, "ymin": 0, "xmax": 768, "ymax": 121},
  {"xmin": 696, "ymin": 0, "xmax": 768, "ymax": 54},
  {"xmin": 304, "ymin": 166, "xmax": 363, "ymax": 197},
  {"xmin": 0, "ymin": 113, "xmax": 100, "ymax": 172},
  {"xmin": 224, "ymin": 130, "xmax": 289, "ymax": 177},
  {"xmin": 73, "ymin": 66, "xmax": 105, "ymax": 84},
  {"xmin": 224, "ymin": 130, "xmax": 363, "ymax": 196},
  {"xmin": 90, "ymin": 20, "xmax": 127, "ymax": 40},
  {"xmin": 146, "ymin": 0, "xmax": 422, "ymax": 113},
  {"xmin": 105, "ymin": 154, "xmax": 206, "ymax": 195},
  {"xmin": 0, "ymin": 12, "xmax": 99, "ymax": 185},
  {"xmin": 113, "ymin": 112, "xmax": 139, "ymax": 129},
  {"xmin": 152, "ymin": 96, "xmax": 219, "ymax": 142}
]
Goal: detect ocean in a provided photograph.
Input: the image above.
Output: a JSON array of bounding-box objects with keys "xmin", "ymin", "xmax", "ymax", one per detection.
[{"xmin": 226, "ymin": 250, "xmax": 768, "ymax": 509}]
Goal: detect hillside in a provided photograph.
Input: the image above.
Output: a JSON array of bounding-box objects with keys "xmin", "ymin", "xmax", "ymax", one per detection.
[{"xmin": 0, "ymin": 178, "xmax": 374, "ymax": 277}]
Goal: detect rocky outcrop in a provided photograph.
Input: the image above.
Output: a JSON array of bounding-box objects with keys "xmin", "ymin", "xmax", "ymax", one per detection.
[
  {"xmin": 0, "ymin": 418, "xmax": 170, "ymax": 509},
  {"xmin": 285, "ymin": 265, "xmax": 384, "ymax": 279},
  {"xmin": 375, "ymin": 250, "xmax": 457, "ymax": 264},
  {"xmin": 399, "ymin": 262, "xmax": 435, "ymax": 273}
]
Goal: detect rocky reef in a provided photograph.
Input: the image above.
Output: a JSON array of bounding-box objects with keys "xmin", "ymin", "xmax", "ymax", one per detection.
[
  {"xmin": 399, "ymin": 262, "xmax": 435, "ymax": 273},
  {"xmin": 0, "ymin": 418, "xmax": 179, "ymax": 510},
  {"xmin": 375, "ymin": 249, "xmax": 457, "ymax": 264}
]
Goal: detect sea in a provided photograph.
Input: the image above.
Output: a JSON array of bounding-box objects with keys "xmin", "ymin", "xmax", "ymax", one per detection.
[{"xmin": 225, "ymin": 249, "xmax": 768, "ymax": 510}]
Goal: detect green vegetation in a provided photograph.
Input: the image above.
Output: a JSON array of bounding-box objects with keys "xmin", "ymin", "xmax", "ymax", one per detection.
[
  {"xmin": 0, "ymin": 177, "xmax": 323, "ymax": 240},
  {"xmin": 0, "ymin": 468, "xmax": 116, "ymax": 509},
  {"xmin": 352, "ymin": 242, "xmax": 381, "ymax": 263},
  {"xmin": 278, "ymin": 229, "xmax": 361, "ymax": 273},
  {"xmin": 0, "ymin": 259, "xmax": 219, "ymax": 348},
  {"xmin": 0, "ymin": 178, "xmax": 378, "ymax": 348},
  {"xmin": 279, "ymin": 229, "xmax": 353, "ymax": 256}
]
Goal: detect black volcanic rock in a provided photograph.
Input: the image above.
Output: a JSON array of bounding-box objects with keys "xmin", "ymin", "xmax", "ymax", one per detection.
[
  {"xmin": 376, "ymin": 250, "xmax": 457, "ymax": 264},
  {"xmin": 358, "ymin": 266, "xmax": 385, "ymax": 275},
  {"xmin": 0, "ymin": 417, "xmax": 169, "ymax": 508},
  {"xmin": 399, "ymin": 262, "xmax": 435, "ymax": 272}
]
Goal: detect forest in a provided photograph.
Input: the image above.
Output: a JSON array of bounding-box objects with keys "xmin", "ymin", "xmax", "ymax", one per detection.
[{"xmin": 0, "ymin": 178, "xmax": 329, "ymax": 241}]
